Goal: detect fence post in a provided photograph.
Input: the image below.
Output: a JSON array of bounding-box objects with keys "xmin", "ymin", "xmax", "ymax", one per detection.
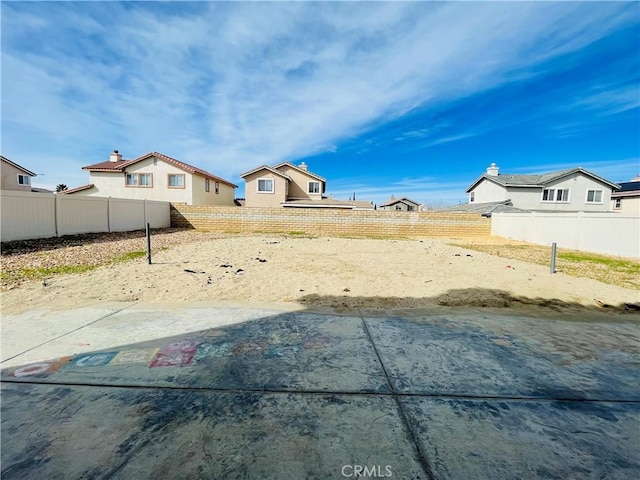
[
  {"xmin": 550, "ymin": 242, "xmax": 557, "ymax": 274},
  {"xmin": 146, "ymin": 222, "xmax": 152, "ymax": 265},
  {"xmin": 54, "ymin": 193, "xmax": 59, "ymax": 237}
]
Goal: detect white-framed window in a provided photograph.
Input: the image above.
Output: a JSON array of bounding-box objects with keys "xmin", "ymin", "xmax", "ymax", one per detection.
[
  {"xmin": 542, "ymin": 188, "xmax": 569, "ymax": 202},
  {"xmin": 205, "ymin": 179, "xmax": 210, "ymax": 192},
  {"xmin": 469, "ymin": 192, "xmax": 475, "ymax": 203},
  {"xmin": 586, "ymin": 189, "xmax": 603, "ymax": 204},
  {"xmin": 257, "ymin": 178, "xmax": 274, "ymax": 193},
  {"xmin": 125, "ymin": 173, "xmax": 152, "ymax": 187},
  {"xmin": 215, "ymin": 181, "xmax": 219, "ymax": 194},
  {"xmin": 17, "ymin": 174, "xmax": 31, "ymax": 186},
  {"xmin": 168, "ymin": 174, "xmax": 185, "ymax": 188},
  {"xmin": 614, "ymin": 198, "xmax": 622, "ymax": 209},
  {"xmin": 308, "ymin": 181, "xmax": 320, "ymax": 194}
]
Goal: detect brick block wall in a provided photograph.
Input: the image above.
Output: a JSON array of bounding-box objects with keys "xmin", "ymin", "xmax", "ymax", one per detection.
[{"xmin": 170, "ymin": 204, "xmax": 490, "ymax": 238}]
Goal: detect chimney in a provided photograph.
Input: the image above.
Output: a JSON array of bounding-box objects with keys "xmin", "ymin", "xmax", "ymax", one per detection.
[
  {"xmin": 486, "ymin": 163, "xmax": 499, "ymax": 176},
  {"xmin": 109, "ymin": 150, "xmax": 123, "ymax": 162},
  {"xmin": 299, "ymin": 162, "xmax": 308, "ymax": 171}
]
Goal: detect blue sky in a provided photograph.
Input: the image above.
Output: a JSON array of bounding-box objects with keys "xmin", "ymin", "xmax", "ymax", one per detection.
[{"xmin": 2, "ymin": 1, "xmax": 639, "ymax": 206}]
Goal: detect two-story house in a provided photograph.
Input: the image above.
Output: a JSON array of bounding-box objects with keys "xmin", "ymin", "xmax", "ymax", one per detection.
[
  {"xmin": 465, "ymin": 163, "xmax": 619, "ymax": 212},
  {"xmin": 241, "ymin": 162, "xmax": 373, "ymax": 209},
  {"xmin": 63, "ymin": 150, "xmax": 237, "ymax": 206},
  {"xmin": 1, "ymin": 156, "xmax": 37, "ymax": 192}
]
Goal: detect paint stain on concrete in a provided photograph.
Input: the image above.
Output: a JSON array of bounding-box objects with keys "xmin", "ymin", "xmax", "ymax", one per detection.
[
  {"xmin": 69, "ymin": 352, "xmax": 118, "ymax": 368},
  {"xmin": 7, "ymin": 356, "xmax": 72, "ymax": 378},
  {"xmin": 111, "ymin": 348, "xmax": 159, "ymax": 365}
]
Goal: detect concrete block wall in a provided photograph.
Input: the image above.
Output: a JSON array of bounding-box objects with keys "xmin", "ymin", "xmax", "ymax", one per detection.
[{"xmin": 170, "ymin": 204, "xmax": 491, "ymax": 238}]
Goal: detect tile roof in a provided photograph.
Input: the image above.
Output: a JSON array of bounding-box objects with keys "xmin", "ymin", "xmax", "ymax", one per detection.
[
  {"xmin": 437, "ymin": 200, "xmax": 529, "ymax": 215},
  {"xmin": 466, "ymin": 167, "xmax": 619, "ymax": 193},
  {"xmin": 273, "ymin": 162, "xmax": 327, "ymax": 182},
  {"xmin": 59, "ymin": 184, "xmax": 95, "ymax": 194},
  {"xmin": 239, "ymin": 165, "xmax": 292, "ymax": 180},
  {"xmin": 1, "ymin": 156, "xmax": 36, "ymax": 177},
  {"xmin": 83, "ymin": 152, "xmax": 237, "ymax": 187},
  {"xmin": 282, "ymin": 198, "xmax": 374, "ymax": 209},
  {"xmin": 379, "ymin": 196, "xmax": 421, "ymax": 208}
]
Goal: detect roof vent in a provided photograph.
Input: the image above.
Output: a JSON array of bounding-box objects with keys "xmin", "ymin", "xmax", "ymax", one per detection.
[
  {"xmin": 299, "ymin": 162, "xmax": 308, "ymax": 171},
  {"xmin": 486, "ymin": 163, "xmax": 499, "ymax": 176},
  {"xmin": 109, "ymin": 150, "xmax": 123, "ymax": 162}
]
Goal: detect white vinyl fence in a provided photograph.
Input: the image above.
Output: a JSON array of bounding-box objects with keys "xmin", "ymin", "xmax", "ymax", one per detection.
[
  {"xmin": 1, "ymin": 190, "xmax": 170, "ymax": 242},
  {"xmin": 491, "ymin": 211, "xmax": 640, "ymax": 259}
]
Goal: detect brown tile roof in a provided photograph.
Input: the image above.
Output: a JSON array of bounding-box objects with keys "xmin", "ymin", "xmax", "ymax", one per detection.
[
  {"xmin": 83, "ymin": 152, "xmax": 237, "ymax": 187},
  {"xmin": 59, "ymin": 184, "xmax": 95, "ymax": 194}
]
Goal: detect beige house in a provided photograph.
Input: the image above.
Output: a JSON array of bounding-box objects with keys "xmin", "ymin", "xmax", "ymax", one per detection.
[
  {"xmin": 241, "ymin": 161, "xmax": 373, "ymax": 209},
  {"xmin": 63, "ymin": 150, "xmax": 237, "ymax": 205},
  {"xmin": 466, "ymin": 163, "xmax": 619, "ymax": 212},
  {"xmin": 611, "ymin": 177, "xmax": 640, "ymax": 215},
  {"xmin": 1, "ymin": 156, "xmax": 36, "ymax": 192},
  {"xmin": 378, "ymin": 196, "xmax": 422, "ymax": 211}
]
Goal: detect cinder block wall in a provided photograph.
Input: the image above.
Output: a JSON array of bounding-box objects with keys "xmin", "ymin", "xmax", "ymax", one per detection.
[{"xmin": 170, "ymin": 204, "xmax": 491, "ymax": 238}]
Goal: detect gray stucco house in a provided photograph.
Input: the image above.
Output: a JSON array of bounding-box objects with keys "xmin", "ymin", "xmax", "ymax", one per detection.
[{"xmin": 465, "ymin": 163, "xmax": 619, "ymax": 212}]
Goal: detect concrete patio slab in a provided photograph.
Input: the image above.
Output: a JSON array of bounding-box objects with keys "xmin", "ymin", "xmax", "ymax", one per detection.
[
  {"xmin": 1, "ymin": 303, "xmax": 638, "ymax": 479},
  {"xmin": 1, "ymin": 383, "xmax": 426, "ymax": 480},
  {"xmin": 365, "ymin": 314, "xmax": 639, "ymax": 400},
  {"xmin": 401, "ymin": 397, "xmax": 640, "ymax": 480}
]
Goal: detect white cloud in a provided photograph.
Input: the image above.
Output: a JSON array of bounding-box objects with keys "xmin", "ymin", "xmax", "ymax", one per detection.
[{"xmin": 2, "ymin": 1, "xmax": 637, "ymax": 189}]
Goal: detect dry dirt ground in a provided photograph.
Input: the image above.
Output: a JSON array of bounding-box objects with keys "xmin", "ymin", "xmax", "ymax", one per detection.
[{"xmin": 1, "ymin": 230, "xmax": 638, "ymax": 317}]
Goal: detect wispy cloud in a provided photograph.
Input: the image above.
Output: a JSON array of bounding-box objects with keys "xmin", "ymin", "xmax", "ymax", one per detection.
[{"xmin": 2, "ymin": 1, "xmax": 637, "ymax": 188}]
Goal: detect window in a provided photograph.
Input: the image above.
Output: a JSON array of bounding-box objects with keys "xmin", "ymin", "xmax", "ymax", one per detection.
[
  {"xmin": 586, "ymin": 189, "xmax": 603, "ymax": 204},
  {"xmin": 257, "ymin": 178, "xmax": 274, "ymax": 193},
  {"xmin": 469, "ymin": 192, "xmax": 475, "ymax": 203},
  {"xmin": 125, "ymin": 173, "xmax": 152, "ymax": 187},
  {"xmin": 215, "ymin": 181, "xmax": 219, "ymax": 194},
  {"xmin": 138, "ymin": 174, "xmax": 152, "ymax": 187},
  {"xmin": 407, "ymin": 205, "xmax": 414, "ymax": 211},
  {"xmin": 125, "ymin": 173, "xmax": 138, "ymax": 186},
  {"xmin": 168, "ymin": 174, "xmax": 185, "ymax": 188},
  {"xmin": 17, "ymin": 174, "xmax": 30, "ymax": 186},
  {"xmin": 205, "ymin": 179, "xmax": 210, "ymax": 192},
  {"xmin": 395, "ymin": 205, "xmax": 403, "ymax": 210},
  {"xmin": 542, "ymin": 189, "xmax": 569, "ymax": 202},
  {"xmin": 614, "ymin": 198, "xmax": 622, "ymax": 209},
  {"xmin": 308, "ymin": 181, "xmax": 320, "ymax": 194}
]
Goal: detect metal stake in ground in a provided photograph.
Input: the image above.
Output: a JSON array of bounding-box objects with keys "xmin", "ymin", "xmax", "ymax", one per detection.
[
  {"xmin": 550, "ymin": 242, "xmax": 556, "ymax": 274},
  {"xmin": 146, "ymin": 223, "xmax": 152, "ymax": 265}
]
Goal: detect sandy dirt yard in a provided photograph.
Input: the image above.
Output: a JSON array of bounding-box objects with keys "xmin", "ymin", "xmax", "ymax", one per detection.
[{"xmin": 1, "ymin": 234, "xmax": 638, "ymax": 316}]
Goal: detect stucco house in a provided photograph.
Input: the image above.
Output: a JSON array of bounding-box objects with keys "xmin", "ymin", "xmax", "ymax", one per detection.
[
  {"xmin": 611, "ymin": 176, "xmax": 640, "ymax": 215},
  {"xmin": 63, "ymin": 150, "xmax": 237, "ymax": 206},
  {"xmin": 241, "ymin": 161, "xmax": 373, "ymax": 209},
  {"xmin": 465, "ymin": 163, "xmax": 619, "ymax": 212},
  {"xmin": 1, "ymin": 156, "xmax": 37, "ymax": 192},
  {"xmin": 378, "ymin": 196, "xmax": 422, "ymax": 211}
]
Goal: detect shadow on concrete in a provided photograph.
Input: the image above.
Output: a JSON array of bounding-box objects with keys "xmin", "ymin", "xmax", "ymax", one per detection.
[
  {"xmin": 298, "ymin": 288, "xmax": 640, "ymax": 317},
  {"xmin": 2, "ymin": 301, "xmax": 639, "ymax": 479}
]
